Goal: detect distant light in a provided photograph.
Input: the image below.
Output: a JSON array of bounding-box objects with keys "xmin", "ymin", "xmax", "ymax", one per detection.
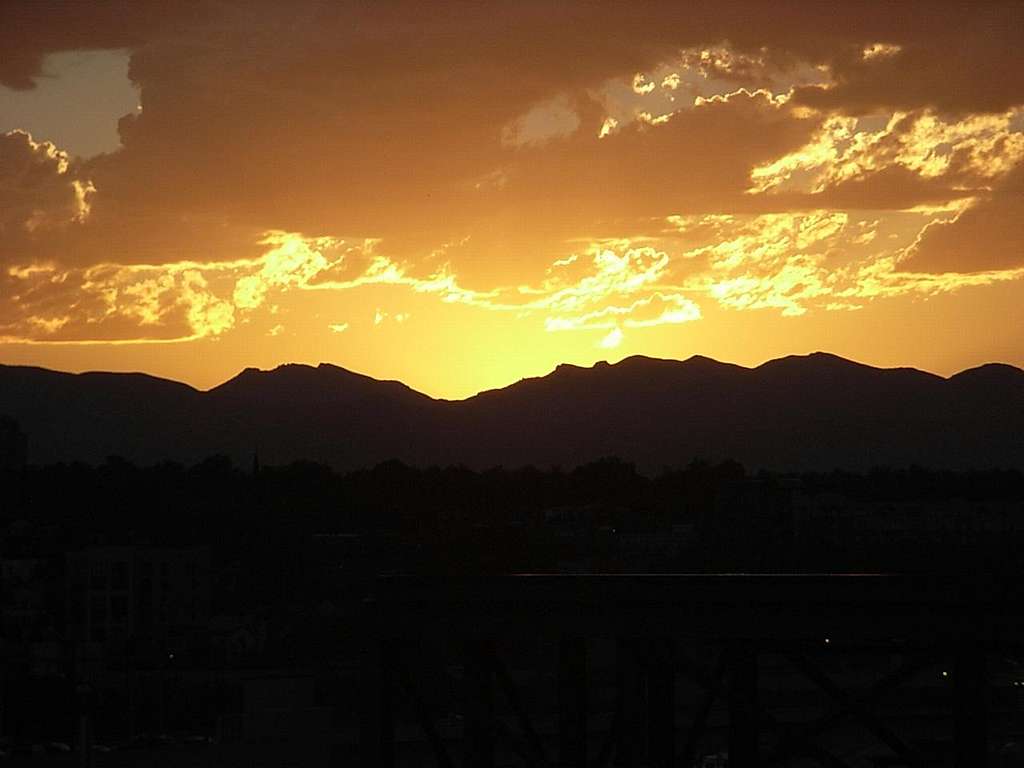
[
  {"xmin": 169, "ymin": 653, "xmax": 174, "ymax": 659},
  {"xmin": 824, "ymin": 638, "xmax": 830, "ymax": 644},
  {"xmin": 942, "ymin": 671, "xmax": 948, "ymax": 677}
]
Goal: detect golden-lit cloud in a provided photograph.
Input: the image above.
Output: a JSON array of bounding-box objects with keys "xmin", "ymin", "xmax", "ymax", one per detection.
[
  {"xmin": 675, "ymin": 212, "xmax": 845, "ymax": 316},
  {"xmin": 840, "ymin": 256, "xmax": 1024, "ymax": 301},
  {"xmin": 671, "ymin": 210, "xmax": 1024, "ymax": 316},
  {"xmin": 599, "ymin": 327, "xmax": 624, "ymax": 349},
  {"xmin": 232, "ymin": 232, "xmax": 342, "ymax": 311},
  {"xmin": 749, "ymin": 110, "xmax": 1024, "ymax": 196},
  {"xmin": 0, "ymin": 258, "xmax": 239, "ymax": 344},
  {"xmin": 1, "ymin": 232, "xmax": 696, "ymax": 347},
  {"xmin": 861, "ymin": 43, "xmax": 902, "ymax": 62},
  {"xmin": 0, "ymin": 130, "xmax": 94, "ymax": 232}
]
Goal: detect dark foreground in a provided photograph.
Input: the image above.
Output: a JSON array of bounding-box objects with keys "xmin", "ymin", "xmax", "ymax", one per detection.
[
  {"xmin": 358, "ymin": 573, "xmax": 1022, "ymax": 768},
  {"xmin": 4, "ymin": 456, "xmax": 1024, "ymax": 766},
  {"xmin": 8, "ymin": 574, "xmax": 1024, "ymax": 767}
]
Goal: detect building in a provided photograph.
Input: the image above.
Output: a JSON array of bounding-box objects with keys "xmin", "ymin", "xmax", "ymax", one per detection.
[{"xmin": 65, "ymin": 545, "xmax": 210, "ymax": 657}]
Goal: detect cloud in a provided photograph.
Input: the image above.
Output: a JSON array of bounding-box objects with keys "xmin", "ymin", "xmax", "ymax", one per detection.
[
  {"xmin": 11, "ymin": 5, "xmax": 1012, "ymax": 265},
  {"xmin": 840, "ymin": 254, "xmax": 1024, "ymax": 300},
  {"xmin": 791, "ymin": 8, "xmax": 1024, "ymax": 115},
  {"xmin": 490, "ymin": 88, "xmax": 822, "ymax": 244},
  {"xmin": 861, "ymin": 43, "xmax": 902, "ymax": 62},
  {"xmin": 179, "ymin": 270, "xmax": 235, "ymax": 337},
  {"xmin": 0, "ymin": 259, "xmax": 237, "ymax": 344},
  {"xmin": 0, "ymin": 3, "xmax": 944, "ymax": 260},
  {"xmin": 502, "ymin": 94, "xmax": 581, "ymax": 147},
  {"xmin": 673, "ymin": 212, "xmax": 846, "ymax": 315},
  {"xmin": 232, "ymin": 232, "xmax": 342, "ymax": 310},
  {"xmin": 0, "ymin": 130, "xmax": 94, "ymax": 233},
  {"xmin": 599, "ymin": 327, "xmax": 624, "ymax": 349},
  {"xmin": 6, "ymin": 197, "xmax": 1016, "ymax": 348},
  {"xmin": 669, "ymin": 209, "xmax": 1023, "ymax": 316},
  {"xmin": 0, "ymin": 230, "xmax": 371, "ymax": 343},
  {"xmin": 901, "ymin": 163, "xmax": 1024, "ymax": 272},
  {"xmin": 598, "ymin": 117, "xmax": 619, "ymax": 139},
  {"xmin": 0, "ymin": 2, "xmax": 161, "ymax": 90},
  {"xmin": 748, "ymin": 110, "xmax": 1024, "ymax": 209},
  {"xmin": 544, "ymin": 292, "xmax": 701, "ymax": 332},
  {"xmin": 2, "ymin": 0, "xmax": 1024, "ymax": 357}
]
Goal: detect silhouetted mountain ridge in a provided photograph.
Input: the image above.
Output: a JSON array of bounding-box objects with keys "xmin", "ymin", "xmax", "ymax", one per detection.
[
  {"xmin": 1, "ymin": 353, "xmax": 1021, "ymax": 471},
  {"xmin": 208, "ymin": 362, "xmax": 430, "ymax": 405}
]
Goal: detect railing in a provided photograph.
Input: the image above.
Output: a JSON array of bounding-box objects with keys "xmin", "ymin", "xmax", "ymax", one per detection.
[{"xmin": 360, "ymin": 574, "xmax": 1022, "ymax": 767}]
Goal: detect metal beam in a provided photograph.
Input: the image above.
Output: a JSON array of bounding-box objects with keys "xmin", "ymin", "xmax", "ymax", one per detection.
[
  {"xmin": 493, "ymin": 650, "xmax": 551, "ymax": 767},
  {"xmin": 595, "ymin": 679, "xmax": 622, "ymax": 768},
  {"xmin": 646, "ymin": 638, "xmax": 675, "ymax": 768},
  {"xmin": 728, "ymin": 641, "xmax": 759, "ymax": 768},
  {"xmin": 464, "ymin": 636, "xmax": 495, "ymax": 768},
  {"xmin": 786, "ymin": 653, "xmax": 918, "ymax": 765},
  {"xmin": 766, "ymin": 654, "xmax": 936, "ymax": 766},
  {"xmin": 761, "ymin": 711, "xmax": 854, "ymax": 768},
  {"xmin": 393, "ymin": 651, "xmax": 456, "ymax": 768},
  {"xmin": 615, "ymin": 637, "xmax": 643, "ymax": 768},
  {"xmin": 954, "ymin": 639, "xmax": 988, "ymax": 768},
  {"xmin": 359, "ymin": 638, "xmax": 395, "ymax": 768},
  {"xmin": 558, "ymin": 635, "xmax": 588, "ymax": 768},
  {"xmin": 681, "ymin": 650, "xmax": 726, "ymax": 767}
]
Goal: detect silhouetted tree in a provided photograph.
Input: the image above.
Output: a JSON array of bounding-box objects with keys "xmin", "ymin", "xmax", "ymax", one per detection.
[{"xmin": 0, "ymin": 414, "xmax": 28, "ymax": 471}]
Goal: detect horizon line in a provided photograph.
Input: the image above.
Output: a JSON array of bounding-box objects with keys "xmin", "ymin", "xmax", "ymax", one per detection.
[{"xmin": 2, "ymin": 350, "xmax": 1020, "ymax": 402}]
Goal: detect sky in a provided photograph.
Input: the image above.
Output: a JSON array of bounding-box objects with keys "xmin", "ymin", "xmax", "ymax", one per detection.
[{"xmin": 1, "ymin": 1, "xmax": 1023, "ymax": 399}]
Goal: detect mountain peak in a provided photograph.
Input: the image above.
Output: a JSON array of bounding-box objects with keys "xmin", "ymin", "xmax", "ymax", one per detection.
[
  {"xmin": 683, "ymin": 354, "xmax": 718, "ymax": 364},
  {"xmin": 950, "ymin": 362, "xmax": 1024, "ymax": 384},
  {"xmin": 553, "ymin": 362, "xmax": 587, "ymax": 374},
  {"xmin": 206, "ymin": 362, "xmax": 433, "ymax": 405},
  {"xmin": 759, "ymin": 351, "xmax": 861, "ymax": 369}
]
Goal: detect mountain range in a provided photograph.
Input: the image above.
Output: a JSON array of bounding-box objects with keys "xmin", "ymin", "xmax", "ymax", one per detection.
[{"xmin": 1, "ymin": 352, "xmax": 1022, "ymax": 472}]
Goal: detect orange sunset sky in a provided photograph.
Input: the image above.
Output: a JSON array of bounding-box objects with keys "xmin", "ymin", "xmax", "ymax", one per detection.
[{"xmin": 2, "ymin": 1, "xmax": 1023, "ymax": 398}]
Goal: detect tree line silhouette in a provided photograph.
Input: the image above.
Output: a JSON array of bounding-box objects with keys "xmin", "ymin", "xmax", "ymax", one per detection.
[{"xmin": 3, "ymin": 413, "xmax": 1024, "ymax": 580}]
